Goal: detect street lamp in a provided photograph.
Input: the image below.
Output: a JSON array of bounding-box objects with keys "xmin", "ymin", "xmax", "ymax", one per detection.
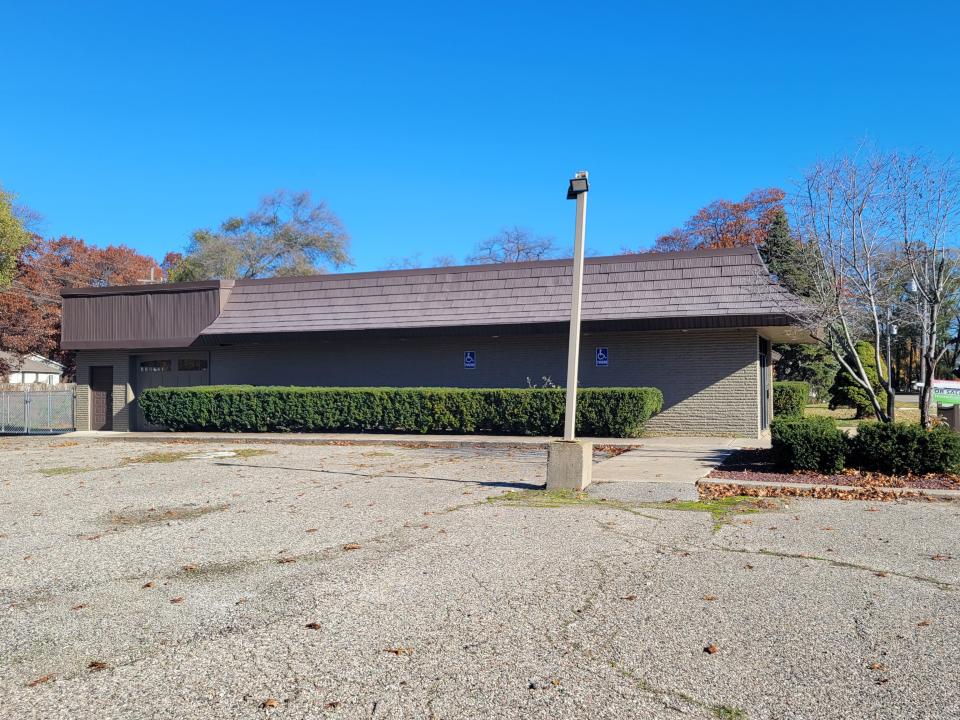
[
  {"xmin": 546, "ymin": 170, "xmax": 592, "ymax": 490},
  {"xmin": 563, "ymin": 171, "xmax": 589, "ymax": 441}
]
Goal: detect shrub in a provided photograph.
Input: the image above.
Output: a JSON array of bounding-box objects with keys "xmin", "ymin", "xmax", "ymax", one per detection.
[
  {"xmin": 770, "ymin": 416, "xmax": 846, "ymax": 473},
  {"xmin": 772, "ymin": 381, "xmax": 809, "ymax": 418},
  {"xmin": 848, "ymin": 422, "xmax": 960, "ymax": 475},
  {"xmin": 829, "ymin": 341, "xmax": 887, "ymax": 419},
  {"xmin": 139, "ymin": 385, "xmax": 664, "ymax": 438}
]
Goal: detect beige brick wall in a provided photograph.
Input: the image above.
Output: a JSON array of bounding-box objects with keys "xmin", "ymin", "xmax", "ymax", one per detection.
[{"xmin": 74, "ymin": 351, "xmax": 133, "ymax": 431}]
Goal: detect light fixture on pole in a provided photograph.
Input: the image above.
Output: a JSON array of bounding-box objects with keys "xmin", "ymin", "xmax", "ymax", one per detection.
[{"xmin": 546, "ymin": 170, "xmax": 592, "ymax": 490}]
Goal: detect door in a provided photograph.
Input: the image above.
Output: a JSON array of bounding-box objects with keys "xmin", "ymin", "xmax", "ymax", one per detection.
[
  {"xmin": 759, "ymin": 338, "xmax": 770, "ymax": 430},
  {"xmin": 89, "ymin": 366, "xmax": 113, "ymax": 431}
]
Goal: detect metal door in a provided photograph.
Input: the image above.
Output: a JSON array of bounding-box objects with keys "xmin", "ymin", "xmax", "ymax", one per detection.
[
  {"xmin": 759, "ymin": 338, "xmax": 770, "ymax": 429},
  {"xmin": 134, "ymin": 354, "xmax": 209, "ymax": 430}
]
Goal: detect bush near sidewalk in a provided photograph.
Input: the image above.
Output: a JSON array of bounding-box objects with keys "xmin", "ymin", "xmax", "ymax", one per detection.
[
  {"xmin": 771, "ymin": 416, "xmax": 960, "ymax": 475},
  {"xmin": 771, "ymin": 416, "xmax": 846, "ymax": 474},
  {"xmin": 772, "ymin": 381, "xmax": 809, "ymax": 418},
  {"xmin": 848, "ymin": 422, "xmax": 960, "ymax": 475},
  {"xmin": 139, "ymin": 385, "xmax": 664, "ymax": 438}
]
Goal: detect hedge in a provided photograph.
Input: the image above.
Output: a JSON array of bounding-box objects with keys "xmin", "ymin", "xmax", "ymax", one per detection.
[
  {"xmin": 772, "ymin": 381, "xmax": 809, "ymax": 418},
  {"xmin": 848, "ymin": 422, "xmax": 960, "ymax": 475},
  {"xmin": 138, "ymin": 385, "xmax": 664, "ymax": 437},
  {"xmin": 770, "ymin": 416, "xmax": 846, "ymax": 474}
]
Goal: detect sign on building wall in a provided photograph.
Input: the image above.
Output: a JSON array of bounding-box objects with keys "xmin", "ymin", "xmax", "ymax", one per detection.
[
  {"xmin": 464, "ymin": 351, "xmax": 476, "ymax": 369},
  {"xmin": 595, "ymin": 347, "xmax": 609, "ymax": 367}
]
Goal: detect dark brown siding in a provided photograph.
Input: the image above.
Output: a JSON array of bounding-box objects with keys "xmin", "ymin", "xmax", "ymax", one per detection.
[{"xmin": 61, "ymin": 284, "xmax": 229, "ymax": 350}]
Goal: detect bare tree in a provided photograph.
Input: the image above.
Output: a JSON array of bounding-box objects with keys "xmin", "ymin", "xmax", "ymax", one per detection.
[
  {"xmin": 468, "ymin": 226, "xmax": 556, "ymax": 264},
  {"xmin": 790, "ymin": 150, "xmax": 904, "ymax": 422},
  {"xmin": 890, "ymin": 153, "xmax": 960, "ymax": 426},
  {"xmin": 381, "ymin": 254, "xmax": 457, "ymax": 270}
]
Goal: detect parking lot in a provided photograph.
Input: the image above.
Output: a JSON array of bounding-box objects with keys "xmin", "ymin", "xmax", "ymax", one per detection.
[{"xmin": 1, "ymin": 436, "xmax": 958, "ymax": 719}]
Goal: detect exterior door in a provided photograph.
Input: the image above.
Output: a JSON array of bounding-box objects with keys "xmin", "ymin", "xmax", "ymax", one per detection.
[
  {"xmin": 89, "ymin": 366, "xmax": 113, "ymax": 431},
  {"xmin": 759, "ymin": 338, "xmax": 770, "ymax": 430}
]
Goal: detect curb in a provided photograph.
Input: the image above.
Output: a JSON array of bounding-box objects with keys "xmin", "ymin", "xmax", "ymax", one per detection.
[{"xmin": 696, "ymin": 477, "xmax": 960, "ymax": 502}]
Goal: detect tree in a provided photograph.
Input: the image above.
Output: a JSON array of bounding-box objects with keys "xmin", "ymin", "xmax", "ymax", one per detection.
[
  {"xmin": 639, "ymin": 188, "xmax": 785, "ymax": 253},
  {"xmin": 380, "ymin": 254, "xmax": 457, "ymax": 270},
  {"xmin": 468, "ymin": 226, "xmax": 556, "ymax": 264},
  {"xmin": 0, "ymin": 237, "xmax": 161, "ymax": 378},
  {"xmin": 0, "ymin": 185, "xmax": 34, "ymax": 287},
  {"xmin": 773, "ymin": 344, "xmax": 838, "ymax": 402},
  {"xmin": 788, "ymin": 150, "xmax": 903, "ymax": 423},
  {"xmin": 829, "ymin": 341, "xmax": 888, "ymax": 418},
  {"xmin": 889, "ymin": 153, "xmax": 960, "ymax": 426},
  {"xmin": 177, "ymin": 190, "xmax": 351, "ymax": 279},
  {"xmin": 760, "ymin": 208, "xmax": 811, "ymax": 295}
]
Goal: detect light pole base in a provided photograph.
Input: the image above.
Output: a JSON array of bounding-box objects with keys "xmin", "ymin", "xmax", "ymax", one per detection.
[{"xmin": 546, "ymin": 440, "xmax": 593, "ymax": 491}]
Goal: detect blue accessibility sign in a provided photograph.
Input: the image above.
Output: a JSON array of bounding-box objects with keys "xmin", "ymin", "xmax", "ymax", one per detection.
[
  {"xmin": 595, "ymin": 347, "xmax": 609, "ymax": 367},
  {"xmin": 464, "ymin": 350, "xmax": 476, "ymax": 369}
]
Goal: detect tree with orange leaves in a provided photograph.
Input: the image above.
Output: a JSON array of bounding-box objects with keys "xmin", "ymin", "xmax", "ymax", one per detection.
[{"xmin": 643, "ymin": 188, "xmax": 786, "ymax": 252}]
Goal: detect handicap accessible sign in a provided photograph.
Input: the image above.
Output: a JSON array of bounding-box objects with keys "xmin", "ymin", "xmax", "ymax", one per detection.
[
  {"xmin": 595, "ymin": 347, "xmax": 609, "ymax": 367},
  {"xmin": 464, "ymin": 350, "xmax": 476, "ymax": 369}
]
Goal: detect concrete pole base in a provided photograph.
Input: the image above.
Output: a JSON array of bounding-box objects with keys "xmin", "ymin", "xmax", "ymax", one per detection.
[{"xmin": 546, "ymin": 440, "xmax": 593, "ymax": 491}]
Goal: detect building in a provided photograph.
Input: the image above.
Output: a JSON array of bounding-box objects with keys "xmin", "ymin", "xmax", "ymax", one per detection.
[
  {"xmin": 1, "ymin": 353, "xmax": 64, "ymax": 385},
  {"xmin": 60, "ymin": 247, "xmax": 809, "ymax": 436}
]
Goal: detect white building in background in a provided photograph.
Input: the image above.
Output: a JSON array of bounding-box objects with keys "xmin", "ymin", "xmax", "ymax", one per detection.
[{"xmin": 1, "ymin": 352, "xmax": 64, "ymax": 385}]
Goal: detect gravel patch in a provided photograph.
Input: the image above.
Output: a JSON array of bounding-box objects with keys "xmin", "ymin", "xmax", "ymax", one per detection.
[{"xmin": 1, "ymin": 437, "xmax": 958, "ymax": 719}]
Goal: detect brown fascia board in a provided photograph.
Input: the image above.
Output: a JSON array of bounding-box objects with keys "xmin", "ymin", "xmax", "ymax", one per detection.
[{"xmin": 60, "ymin": 279, "xmax": 235, "ymax": 297}]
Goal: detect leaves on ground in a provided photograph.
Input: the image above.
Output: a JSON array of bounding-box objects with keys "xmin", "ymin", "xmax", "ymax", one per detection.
[
  {"xmin": 383, "ymin": 647, "xmax": 414, "ymax": 656},
  {"xmin": 704, "ymin": 644, "xmax": 719, "ymax": 654},
  {"xmin": 26, "ymin": 674, "xmax": 54, "ymax": 687},
  {"xmin": 703, "ymin": 595, "xmax": 718, "ymax": 601},
  {"xmin": 170, "ymin": 596, "xmax": 184, "ymax": 604},
  {"xmin": 260, "ymin": 698, "xmax": 279, "ymax": 709},
  {"xmin": 87, "ymin": 660, "xmax": 108, "ymax": 671},
  {"xmin": 142, "ymin": 581, "xmax": 155, "ymax": 589},
  {"xmin": 342, "ymin": 543, "xmax": 361, "ymax": 551},
  {"xmin": 305, "ymin": 622, "xmax": 321, "ymax": 630}
]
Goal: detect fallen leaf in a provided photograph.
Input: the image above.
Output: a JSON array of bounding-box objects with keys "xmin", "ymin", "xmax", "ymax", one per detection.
[
  {"xmin": 868, "ymin": 662, "xmax": 885, "ymax": 671},
  {"xmin": 703, "ymin": 595, "xmax": 718, "ymax": 601},
  {"xmin": 383, "ymin": 647, "xmax": 413, "ymax": 656},
  {"xmin": 305, "ymin": 622, "xmax": 321, "ymax": 630},
  {"xmin": 875, "ymin": 572, "xmax": 888, "ymax": 578},
  {"xmin": 744, "ymin": 564, "xmax": 754, "ymax": 570},
  {"xmin": 70, "ymin": 604, "xmax": 88, "ymax": 611},
  {"xmin": 261, "ymin": 698, "xmax": 279, "ymax": 709},
  {"xmin": 931, "ymin": 554, "xmax": 952, "ymax": 561},
  {"xmin": 704, "ymin": 644, "xmax": 719, "ymax": 654},
  {"xmin": 182, "ymin": 564, "xmax": 198, "ymax": 572},
  {"xmin": 170, "ymin": 597, "xmax": 184, "ymax": 604},
  {"xmin": 87, "ymin": 660, "xmax": 108, "ymax": 671},
  {"xmin": 622, "ymin": 595, "xmax": 638, "ymax": 601},
  {"xmin": 917, "ymin": 619, "xmax": 931, "ymax": 627},
  {"xmin": 277, "ymin": 557, "xmax": 296, "ymax": 564},
  {"xmin": 26, "ymin": 674, "xmax": 54, "ymax": 687},
  {"xmin": 324, "ymin": 701, "xmax": 340, "ymax": 710},
  {"xmin": 306, "ymin": 528, "xmax": 319, "ymax": 533},
  {"xmin": 342, "ymin": 543, "xmax": 362, "ymax": 551},
  {"xmin": 142, "ymin": 581, "xmax": 155, "ymax": 589}
]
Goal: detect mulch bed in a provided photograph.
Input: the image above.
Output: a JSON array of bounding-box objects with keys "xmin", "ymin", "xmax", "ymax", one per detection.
[{"xmin": 710, "ymin": 448, "xmax": 960, "ymax": 491}]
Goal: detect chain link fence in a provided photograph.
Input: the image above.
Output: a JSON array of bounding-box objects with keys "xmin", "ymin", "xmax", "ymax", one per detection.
[{"xmin": 0, "ymin": 386, "xmax": 75, "ymax": 435}]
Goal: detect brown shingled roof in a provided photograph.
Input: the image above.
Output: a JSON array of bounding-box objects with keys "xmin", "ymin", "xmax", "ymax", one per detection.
[{"xmin": 200, "ymin": 247, "xmax": 803, "ymax": 337}]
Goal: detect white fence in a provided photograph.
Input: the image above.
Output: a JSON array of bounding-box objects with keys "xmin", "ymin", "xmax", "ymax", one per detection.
[{"xmin": 0, "ymin": 386, "xmax": 75, "ymax": 434}]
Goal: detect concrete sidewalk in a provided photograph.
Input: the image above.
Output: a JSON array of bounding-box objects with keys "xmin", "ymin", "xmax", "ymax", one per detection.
[{"xmin": 589, "ymin": 436, "xmax": 767, "ymax": 503}]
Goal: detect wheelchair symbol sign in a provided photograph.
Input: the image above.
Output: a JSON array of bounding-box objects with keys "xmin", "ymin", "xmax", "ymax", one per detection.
[
  {"xmin": 595, "ymin": 347, "xmax": 609, "ymax": 367},
  {"xmin": 464, "ymin": 351, "xmax": 476, "ymax": 369}
]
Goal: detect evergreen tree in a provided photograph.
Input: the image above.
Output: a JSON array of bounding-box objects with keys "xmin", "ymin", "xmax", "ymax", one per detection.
[
  {"xmin": 829, "ymin": 341, "xmax": 888, "ymax": 419},
  {"xmin": 773, "ymin": 343, "xmax": 838, "ymax": 402},
  {"xmin": 760, "ymin": 209, "xmax": 810, "ymax": 295}
]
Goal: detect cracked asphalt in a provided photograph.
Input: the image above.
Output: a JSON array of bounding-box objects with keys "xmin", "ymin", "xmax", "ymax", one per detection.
[{"xmin": 1, "ymin": 436, "xmax": 958, "ymax": 720}]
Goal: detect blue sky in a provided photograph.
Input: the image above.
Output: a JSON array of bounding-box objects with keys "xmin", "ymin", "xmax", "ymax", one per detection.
[{"xmin": 3, "ymin": 1, "xmax": 958, "ymax": 271}]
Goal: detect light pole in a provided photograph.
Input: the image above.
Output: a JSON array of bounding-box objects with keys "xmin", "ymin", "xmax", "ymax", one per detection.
[
  {"xmin": 886, "ymin": 307, "xmax": 897, "ymax": 422},
  {"xmin": 906, "ymin": 277, "xmax": 928, "ymax": 414},
  {"xmin": 563, "ymin": 171, "xmax": 589, "ymax": 440},
  {"xmin": 546, "ymin": 170, "xmax": 592, "ymax": 490}
]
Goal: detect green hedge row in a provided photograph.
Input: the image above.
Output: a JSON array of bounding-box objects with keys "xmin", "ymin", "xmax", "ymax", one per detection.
[
  {"xmin": 139, "ymin": 385, "xmax": 664, "ymax": 437},
  {"xmin": 771, "ymin": 416, "xmax": 960, "ymax": 475},
  {"xmin": 773, "ymin": 381, "xmax": 809, "ymax": 418}
]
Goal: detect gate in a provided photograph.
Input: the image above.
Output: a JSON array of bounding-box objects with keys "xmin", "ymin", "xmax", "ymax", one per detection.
[{"xmin": 0, "ymin": 386, "xmax": 76, "ymax": 435}]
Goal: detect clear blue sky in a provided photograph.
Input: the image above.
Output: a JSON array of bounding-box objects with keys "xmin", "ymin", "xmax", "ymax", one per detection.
[{"xmin": 3, "ymin": 1, "xmax": 958, "ymax": 271}]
